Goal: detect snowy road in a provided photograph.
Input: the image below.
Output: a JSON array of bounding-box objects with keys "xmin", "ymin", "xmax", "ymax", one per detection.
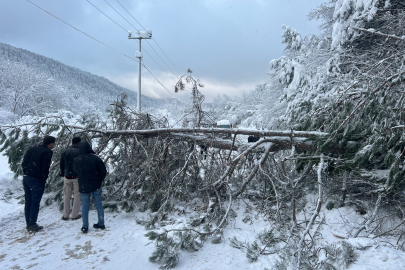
[
  {"xmin": 0, "ymin": 195, "xmax": 270, "ymax": 270},
  {"xmin": 0, "ymin": 153, "xmax": 269, "ymax": 269}
]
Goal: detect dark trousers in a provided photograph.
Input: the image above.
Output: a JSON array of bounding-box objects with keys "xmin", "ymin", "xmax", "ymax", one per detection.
[{"xmin": 23, "ymin": 176, "xmax": 45, "ymax": 226}]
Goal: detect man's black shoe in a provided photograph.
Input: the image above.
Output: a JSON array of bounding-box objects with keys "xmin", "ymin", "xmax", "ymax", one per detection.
[
  {"xmin": 81, "ymin": 227, "xmax": 88, "ymax": 234},
  {"xmin": 28, "ymin": 223, "xmax": 43, "ymax": 232},
  {"xmin": 93, "ymin": 223, "xmax": 106, "ymax": 230}
]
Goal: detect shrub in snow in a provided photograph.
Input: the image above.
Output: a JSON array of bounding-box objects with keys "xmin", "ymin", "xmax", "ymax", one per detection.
[{"xmin": 146, "ymin": 230, "xmax": 202, "ymax": 269}]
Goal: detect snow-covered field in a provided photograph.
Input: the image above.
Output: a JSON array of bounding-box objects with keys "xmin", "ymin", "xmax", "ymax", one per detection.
[{"xmin": 0, "ymin": 153, "xmax": 405, "ymax": 269}]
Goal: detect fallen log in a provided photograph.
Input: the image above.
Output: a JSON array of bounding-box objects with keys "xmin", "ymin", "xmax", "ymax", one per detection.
[
  {"xmin": 1, "ymin": 123, "xmax": 327, "ymax": 138},
  {"xmin": 1, "ymin": 122, "xmax": 342, "ymax": 153}
]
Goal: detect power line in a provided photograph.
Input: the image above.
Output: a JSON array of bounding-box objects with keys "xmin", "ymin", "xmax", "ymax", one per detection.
[
  {"xmin": 110, "ymin": 1, "xmax": 192, "ymax": 93},
  {"xmin": 85, "ymin": 0, "xmax": 182, "ymax": 93},
  {"xmin": 25, "ymin": 0, "xmax": 125, "ymax": 59},
  {"xmin": 86, "ymin": 0, "xmax": 126, "ymax": 32},
  {"xmin": 104, "ymin": 0, "xmax": 137, "ymax": 31},
  {"xmin": 145, "ymin": 40, "xmax": 179, "ymax": 81},
  {"xmin": 141, "ymin": 62, "xmax": 179, "ymax": 98},
  {"xmin": 24, "ymin": 0, "xmax": 179, "ymax": 100},
  {"xmin": 115, "ymin": 0, "xmax": 146, "ymax": 31},
  {"xmin": 104, "ymin": 0, "xmax": 181, "ymax": 82},
  {"xmin": 101, "ymin": 0, "xmax": 179, "ymax": 85},
  {"xmin": 152, "ymin": 38, "xmax": 182, "ymax": 75},
  {"xmin": 115, "ymin": 0, "xmax": 183, "ymax": 78},
  {"xmin": 143, "ymin": 46, "xmax": 179, "ymax": 85},
  {"xmin": 86, "ymin": 0, "xmax": 176, "ymax": 84}
]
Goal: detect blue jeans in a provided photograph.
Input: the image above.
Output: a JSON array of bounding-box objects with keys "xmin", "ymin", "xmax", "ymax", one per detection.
[
  {"xmin": 23, "ymin": 176, "xmax": 45, "ymax": 226},
  {"xmin": 80, "ymin": 187, "xmax": 104, "ymax": 228}
]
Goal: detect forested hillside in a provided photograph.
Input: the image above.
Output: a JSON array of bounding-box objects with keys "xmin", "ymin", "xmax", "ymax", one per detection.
[{"xmin": 0, "ymin": 43, "xmax": 160, "ymax": 123}]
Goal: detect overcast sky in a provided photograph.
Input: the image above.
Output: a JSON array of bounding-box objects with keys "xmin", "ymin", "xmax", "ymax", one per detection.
[{"xmin": 0, "ymin": 0, "xmax": 325, "ymax": 102}]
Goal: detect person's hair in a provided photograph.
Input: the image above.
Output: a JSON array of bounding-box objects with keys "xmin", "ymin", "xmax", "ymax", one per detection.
[
  {"xmin": 43, "ymin": 136, "xmax": 56, "ymax": 146},
  {"xmin": 72, "ymin": 137, "xmax": 81, "ymax": 144}
]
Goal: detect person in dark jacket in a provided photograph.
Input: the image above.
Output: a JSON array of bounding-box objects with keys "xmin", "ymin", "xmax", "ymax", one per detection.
[
  {"xmin": 60, "ymin": 137, "xmax": 82, "ymax": 221},
  {"xmin": 73, "ymin": 141, "xmax": 107, "ymax": 234},
  {"xmin": 248, "ymin": 134, "xmax": 260, "ymax": 143},
  {"xmin": 22, "ymin": 135, "xmax": 56, "ymax": 232}
]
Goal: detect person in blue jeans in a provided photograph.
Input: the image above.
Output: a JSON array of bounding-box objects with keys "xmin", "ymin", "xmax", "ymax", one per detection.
[{"xmin": 73, "ymin": 141, "xmax": 107, "ymax": 234}]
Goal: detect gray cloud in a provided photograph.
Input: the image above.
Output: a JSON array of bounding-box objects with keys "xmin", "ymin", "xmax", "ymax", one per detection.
[{"xmin": 0, "ymin": 0, "xmax": 325, "ymax": 102}]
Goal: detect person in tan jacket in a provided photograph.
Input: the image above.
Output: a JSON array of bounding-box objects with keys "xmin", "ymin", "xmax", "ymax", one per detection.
[{"xmin": 60, "ymin": 137, "xmax": 82, "ymax": 220}]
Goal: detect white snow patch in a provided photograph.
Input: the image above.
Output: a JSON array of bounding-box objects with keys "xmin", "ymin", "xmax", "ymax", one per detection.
[{"xmin": 217, "ymin": 119, "xmax": 231, "ymax": 126}]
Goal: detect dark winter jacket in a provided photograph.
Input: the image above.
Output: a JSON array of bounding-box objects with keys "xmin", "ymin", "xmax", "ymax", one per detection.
[
  {"xmin": 248, "ymin": 135, "xmax": 260, "ymax": 143},
  {"xmin": 60, "ymin": 145, "xmax": 80, "ymax": 178},
  {"xmin": 22, "ymin": 144, "xmax": 53, "ymax": 182},
  {"xmin": 73, "ymin": 142, "xmax": 107, "ymax": 193}
]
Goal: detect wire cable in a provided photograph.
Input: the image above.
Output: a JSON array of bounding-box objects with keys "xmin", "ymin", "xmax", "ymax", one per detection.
[
  {"xmin": 145, "ymin": 40, "xmax": 179, "ymax": 82},
  {"xmin": 86, "ymin": 0, "xmax": 127, "ymax": 32},
  {"xmin": 85, "ymin": 0, "xmax": 183, "ymax": 91},
  {"xmin": 115, "ymin": 0, "xmax": 146, "ymax": 31},
  {"xmin": 103, "ymin": 0, "xmax": 181, "ymax": 86},
  {"xmin": 101, "ymin": 0, "xmax": 180, "ymax": 85},
  {"xmin": 24, "ymin": 0, "xmax": 179, "ymax": 100},
  {"xmin": 103, "ymin": 0, "xmax": 137, "ymax": 31},
  {"xmin": 152, "ymin": 38, "xmax": 182, "ymax": 75},
  {"xmin": 111, "ymin": 1, "xmax": 192, "ymax": 93},
  {"xmin": 115, "ymin": 0, "xmax": 183, "ymax": 77}
]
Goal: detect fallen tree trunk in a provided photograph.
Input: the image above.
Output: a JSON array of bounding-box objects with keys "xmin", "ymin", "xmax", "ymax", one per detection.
[
  {"xmin": 1, "ymin": 122, "xmax": 343, "ymax": 153},
  {"xmin": 168, "ymin": 133, "xmax": 346, "ymax": 154},
  {"xmin": 1, "ymin": 123, "xmax": 327, "ymax": 138}
]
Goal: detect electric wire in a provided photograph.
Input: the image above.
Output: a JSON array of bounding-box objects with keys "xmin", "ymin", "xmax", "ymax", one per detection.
[
  {"xmin": 86, "ymin": 0, "xmax": 179, "ymax": 87},
  {"xmin": 111, "ymin": 0, "xmax": 193, "ymax": 93},
  {"xmin": 151, "ymin": 38, "xmax": 182, "ymax": 75},
  {"xmin": 145, "ymin": 40, "xmax": 179, "ymax": 82},
  {"xmin": 86, "ymin": 0, "xmax": 192, "ymax": 95},
  {"xmin": 115, "ymin": 0, "xmax": 146, "ymax": 32},
  {"xmin": 102, "ymin": 0, "xmax": 180, "ymax": 86},
  {"xmin": 103, "ymin": 0, "xmax": 136, "ymax": 31},
  {"xmin": 115, "ymin": 0, "xmax": 183, "ymax": 77},
  {"xmin": 24, "ymin": 0, "xmax": 179, "ymax": 100},
  {"xmin": 86, "ymin": 0, "xmax": 127, "ymax": 32},
  {"xmin": 85, "ymin": 0, "xmax": 183, "ymax": 91},
  {"xmin": 106, "ymin": 0, "xmax": 180, "ymax": 82}
]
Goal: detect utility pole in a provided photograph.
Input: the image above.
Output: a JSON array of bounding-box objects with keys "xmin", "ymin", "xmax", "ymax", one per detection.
[{"xmin": 128, "ymin": 29, "xmax": 152, "ymax": 113}]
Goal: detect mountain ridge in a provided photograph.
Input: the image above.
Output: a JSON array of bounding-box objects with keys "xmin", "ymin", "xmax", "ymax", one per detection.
[{"xmin": 0, "ymin": 42, "xmax": 160, "ymax": 114}]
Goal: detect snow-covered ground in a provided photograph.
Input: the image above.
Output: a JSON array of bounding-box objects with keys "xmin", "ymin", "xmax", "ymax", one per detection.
[
  {"xmin": 0, "ymin": 153, "xmax": 405, "ymax": 269},
  {"xmin": 0, "ymin": 153, "xmax": 273, "ymax": 270}
]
